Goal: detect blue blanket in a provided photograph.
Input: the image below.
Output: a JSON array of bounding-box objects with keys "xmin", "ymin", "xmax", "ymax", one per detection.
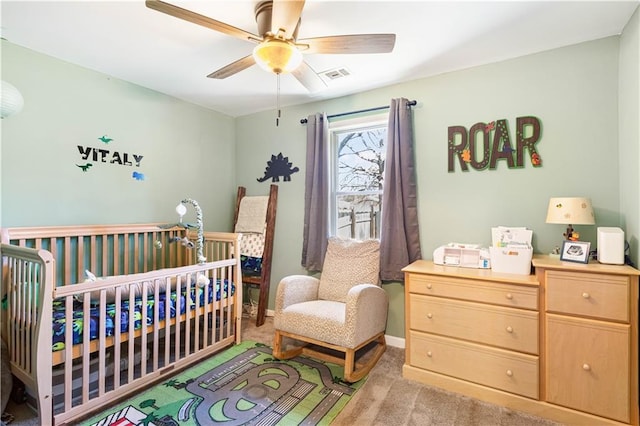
[{"xmin": 51, "ymin": 279, "xmax": 234, "ymax": 352}]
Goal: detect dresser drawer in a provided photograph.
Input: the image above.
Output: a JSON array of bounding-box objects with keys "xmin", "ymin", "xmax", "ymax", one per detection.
[
  {"xmin": 409, "ymin": 294, "xmax": 539, "ymax": 354},
  {"xmin": 546, "ymin": 271, "xmax": 629, "ymax": 322},
  {"xmin": 546, "ymin": 314, "xmax": 630, "ymax": 422},
  {"xmin": 408, "ymin": 273, "xmax": 538, "ymax": 310},
  {"xmin": 409, "ymin": 331, "xmax": 539, "ymax": 399}
]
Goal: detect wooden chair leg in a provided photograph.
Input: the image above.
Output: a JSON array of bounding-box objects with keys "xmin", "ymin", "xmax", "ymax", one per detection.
[
  {"xmin": 343, "ymin": 333, "xmax": 387, "ymax": 383},
  {"xmin": 273, "ymin": 329, "xmax": 284, "ymax": 358},
  {"xmin": 272, "ymin": 329, "xmax": 304, "ymax": 360}
]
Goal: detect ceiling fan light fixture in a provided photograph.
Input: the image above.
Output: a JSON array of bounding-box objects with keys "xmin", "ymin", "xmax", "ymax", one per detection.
[{"xmin": 252, "ymin": 38, "xmax": 303, "ymax": 74}]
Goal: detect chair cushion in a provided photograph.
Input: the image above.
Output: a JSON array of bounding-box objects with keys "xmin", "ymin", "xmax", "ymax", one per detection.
[
  {"xmin": 318, "ymin": 237, "xmax": 380, "ymax": 303},
  {"xmin": 276, "ymin": 300, "xmax": 351, "ymax": 347}
]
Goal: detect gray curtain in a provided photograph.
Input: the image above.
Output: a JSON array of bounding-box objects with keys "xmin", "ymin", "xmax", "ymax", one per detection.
[
  {"xmin": 380, "ymin": 98, "xmax": 422, "ymax": 281},
  {"xmin": 301, "ymin": 113, "xmax": 329, "ymax": 271}
]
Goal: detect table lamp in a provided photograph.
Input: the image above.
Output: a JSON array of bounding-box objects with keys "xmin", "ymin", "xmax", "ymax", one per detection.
[{"xmin": 546, "ymin": 197, "xmax": 595, "ymax": 244}]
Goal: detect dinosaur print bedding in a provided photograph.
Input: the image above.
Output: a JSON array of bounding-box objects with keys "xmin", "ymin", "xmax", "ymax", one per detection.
[{"xmin": 51, "ymin": 279, "xmax": 234, "ymax": 352}]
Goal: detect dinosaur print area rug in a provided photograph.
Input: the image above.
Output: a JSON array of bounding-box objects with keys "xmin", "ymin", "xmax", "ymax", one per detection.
[{"xmin": 81, "ymin": 341, "xmax": 364, "ymax": 426}]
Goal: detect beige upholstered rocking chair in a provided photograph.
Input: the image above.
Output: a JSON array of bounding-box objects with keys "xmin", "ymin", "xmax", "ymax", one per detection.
[{"xmin": 273, "ymin": 237, "xmax": 388, "ymax": 382}]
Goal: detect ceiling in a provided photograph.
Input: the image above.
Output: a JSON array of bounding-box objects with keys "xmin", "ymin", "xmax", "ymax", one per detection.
[{"xmin": 1, "ymin": 1, "xmax": 638, "ymax": 117}]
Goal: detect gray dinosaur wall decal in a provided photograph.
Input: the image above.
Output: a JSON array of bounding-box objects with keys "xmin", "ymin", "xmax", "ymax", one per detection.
[{"xmin": 257, "ymin": 153, "xmax": 299, "ymax": 182}]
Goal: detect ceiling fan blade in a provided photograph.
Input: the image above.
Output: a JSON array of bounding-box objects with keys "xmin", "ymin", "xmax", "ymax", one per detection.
[
  {"xmin": 298, "ymin": 34, "xmax": 396, "ymax": 54},
  {"xmin": 207, "ymin": 55, "xmax": 256, "ymax": 79},
  {"xmin": 271, "ymin": 0, "xmax": 305, "ymax": 38},
  {"xmin": 291, "ymin": 61, "xmax": 327, "ymax": 93},
  {"xmin": 146, "ymin": 0, "xmax": 259, "ymax": 42}
]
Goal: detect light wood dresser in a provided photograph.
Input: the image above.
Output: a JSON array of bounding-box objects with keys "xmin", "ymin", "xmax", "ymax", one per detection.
[{"xmin": 402, "ymin": 256, "xmax": 639, "ymax": 425}]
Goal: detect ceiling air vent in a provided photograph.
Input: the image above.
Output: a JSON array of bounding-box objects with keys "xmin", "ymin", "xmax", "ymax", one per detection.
[{"xmin": 321, "ymin": 67, "xmax": 351, "ymax": 81}]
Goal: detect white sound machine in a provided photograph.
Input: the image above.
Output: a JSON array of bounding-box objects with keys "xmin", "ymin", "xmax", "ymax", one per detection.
[{"xmin": 597, "ymin": 227, "xmax": 625, "ymax": 265}]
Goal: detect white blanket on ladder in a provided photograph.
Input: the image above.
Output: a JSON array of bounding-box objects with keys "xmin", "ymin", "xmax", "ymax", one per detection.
[
  {"xmin": 235, "ymin": 196, "xmax": 269, "ymax": 233},
  {"xmin": 235, "ymin": 196, "xmax": 268, "ymax": 257}
]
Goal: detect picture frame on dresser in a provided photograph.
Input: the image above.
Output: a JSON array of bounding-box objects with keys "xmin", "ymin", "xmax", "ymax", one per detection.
[{"xmin": 560, "ymin": 240, "xmax": 590, "ymax": 263}]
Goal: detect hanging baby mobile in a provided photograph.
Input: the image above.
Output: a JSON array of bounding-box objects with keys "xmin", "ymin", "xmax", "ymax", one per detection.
[
  {"xmin": 75, "ymin": 134, "xmax": 146, "ymax": 181},
  {"xmin": 447, "ymin": 116, "xmax": 542, "ymax": 172},
  {"xmin": 257, "ymin": 152, "xmax": 299, "ymax": 182},
  {"xmin": 157, "ymin": 198, "xmax": 207, "ymax": 265}
]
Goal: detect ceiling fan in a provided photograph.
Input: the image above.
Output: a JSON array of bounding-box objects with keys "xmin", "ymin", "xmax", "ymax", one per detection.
[{"xmin": 145, "ymin": 0, "xmax": 396, "ymax": 93}]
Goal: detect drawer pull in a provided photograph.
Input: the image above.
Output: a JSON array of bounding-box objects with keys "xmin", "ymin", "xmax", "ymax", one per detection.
[
  {"xmin": 583, "ymin": 363, "xmax": 591, "ymax": 371},
  {"xmin": 506, "ymin": 369, "xmax": 513, "ymax": 377},
  {"xmin": 506, "ymin": 326, "xmax": 514, "ymax": 333},
  {"xmin": 427, "ymin": 284, "xmax": 433, "ymax": 289},
  {"xmin": 505, "ymin": 293, "xmax": 513, "ymax": 300},
  {"xmin": 427, "ymin": 313, "xmax": 433, "ymax": 319},
  {"xmin": 427, "ymin": 351, "xmax": 433, "ymax": 358},
  {"xmin": 582, "ymin": 292, "xmax": 590, "ymax": 299}
]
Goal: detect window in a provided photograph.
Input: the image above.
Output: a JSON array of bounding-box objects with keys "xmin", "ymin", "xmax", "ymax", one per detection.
[{"xmin": 329, "ymin": 114, "xmax": 388, "ymax": 240}]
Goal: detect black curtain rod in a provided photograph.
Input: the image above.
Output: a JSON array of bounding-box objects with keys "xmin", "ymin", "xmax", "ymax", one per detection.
[{"xmin": 299, "ymin": 100, "xmax": 417, "ymax": 124}]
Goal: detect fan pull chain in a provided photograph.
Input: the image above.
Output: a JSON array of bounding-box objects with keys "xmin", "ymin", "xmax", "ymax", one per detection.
[{"xmin": 276, "ymin": 73, "xmax": 281, "ymax": 127}]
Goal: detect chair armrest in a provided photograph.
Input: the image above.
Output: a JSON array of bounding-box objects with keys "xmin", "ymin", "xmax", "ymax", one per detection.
[
  {"xmin": 274, "ymin": 275, "xmax": 320, "ymax": 313},
  {"xmin": 345, "ymin": 284, "xmax": 389, "ymax": 343}
]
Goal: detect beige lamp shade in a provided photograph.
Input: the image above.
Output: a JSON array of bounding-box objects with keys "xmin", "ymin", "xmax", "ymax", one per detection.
[{"xmin": 546, "ymin": 197, "xmax": 595, "ymax": 225}]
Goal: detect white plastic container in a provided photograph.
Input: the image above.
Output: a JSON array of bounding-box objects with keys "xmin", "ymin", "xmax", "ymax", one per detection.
[{"xmin": 489, "ymin": 246, "xmax": 533, "ymax": 275}]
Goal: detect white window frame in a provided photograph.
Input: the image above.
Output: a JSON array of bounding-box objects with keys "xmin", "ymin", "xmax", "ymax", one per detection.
[{"xmin": 328, "ymin": 113, "xmax": 388, "ymax": 239}]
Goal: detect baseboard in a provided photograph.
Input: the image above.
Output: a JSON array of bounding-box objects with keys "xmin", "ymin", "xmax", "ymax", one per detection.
[
  {"xmin": 384, "ymin": 335, "xmax": 405, "ymax": 349},
  {"xmin": 265, "ymin": 309, "xmax": 406, "ymax": 349}
]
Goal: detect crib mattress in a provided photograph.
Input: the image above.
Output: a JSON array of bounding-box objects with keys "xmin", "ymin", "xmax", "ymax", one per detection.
[{"xmin": 51, "ymin": 279, "xmax": 234, "ymax": 352}]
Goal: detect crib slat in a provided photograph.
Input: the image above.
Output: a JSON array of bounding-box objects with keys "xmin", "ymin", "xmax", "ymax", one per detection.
[
  {"xmin": 98, "ymin": 291, "xmax": 107, "ymax": 396},
  {"xmin": 141, "ymin": 281, "xmax": 148, "ymax": 376},
  {"xmin": 114, "ymin": 288, "xmax": 122, "ymax": 391},
  {"xmin": 77, "ymin": 236, "xmax": 84, "ymax": 286},
  {"xmin": 182, "ymin": 274, "xmax": 189, "ymax": 358},
  {"xmin": 194, "ymin": 273, "xmax": 201, "ymax": 352},
  {"xmin": 127, "ymin": 285, "xmax": 135, "ymax": 384},
  {"xmin": 27, "ymin": 262, "xmax": 36, "ymax": 374},
  {"xmin": 143, "ymin": 233, "xmax": 150, "ymax": 272},
  {"xmin": 89, "ymin": 235, "xmax": 97, "ymax": 276},
  {"xmin": 202, "ymin": 272, "xmax": 209, "ymax": 348},
  {"xmin": 132, "ymin": 232, "xmax": 139, "ymax": 274},
  {"xmin": 152, "ymin": 278, "xmax": 160, "ymax": 371},
  {"xmin": 65, "ymin": 236, "xmax": 73, "ymax": 285},
  {"xmin": 82, "ymin": 292, "xmax": 91, "ymax": 404},
  {"xmin": 101, "ymin": 235, "xmax": 108, "ymax": 278},
  {"xmin": 113, "ymin": 234, "xmax": 120, "ymax": 276},
  {"xmin": 16, "ymin": 260, "xmax": 25, "ymax": 371},
  {"xmin": 174, "ymin": 276, "xmax": 182, "ymax": 363},
  {"xmin": 63, "ymin": 295, "xmax": 73, "ymax": 412}
]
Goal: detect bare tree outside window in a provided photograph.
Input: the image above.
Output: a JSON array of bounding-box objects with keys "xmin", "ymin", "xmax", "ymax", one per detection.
[{"xmin": 333, "ymin": 125, "xmax": 386, "ymax": 240}]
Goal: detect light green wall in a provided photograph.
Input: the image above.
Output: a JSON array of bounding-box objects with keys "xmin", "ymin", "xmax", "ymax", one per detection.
[
  {"xmin": 619, "ymin": 6, "xmax": 640, "ymax": 268},
  {"xmin": 236, "ymin": 36, "xmax": 626, "ymax": 338},
  {"xmin": 1, "ymin": 41, "xmax": 237, "ymax": 229}
]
